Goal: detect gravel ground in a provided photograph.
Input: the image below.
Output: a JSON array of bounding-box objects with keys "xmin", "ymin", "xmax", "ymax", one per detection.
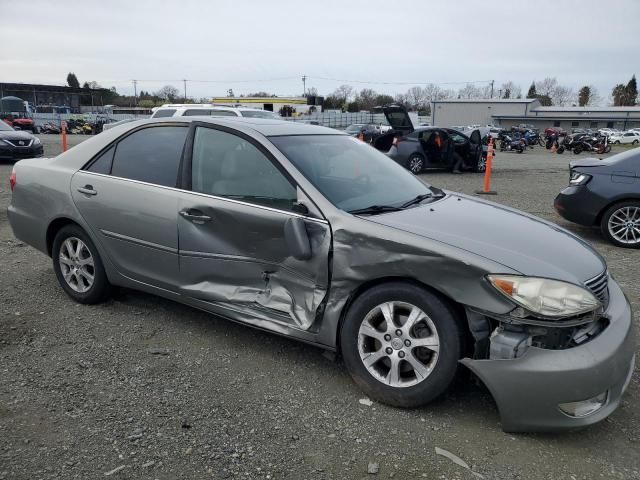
[{"xmin": 1, "ymin": 135, "xmax": 639, "ymax": 480}]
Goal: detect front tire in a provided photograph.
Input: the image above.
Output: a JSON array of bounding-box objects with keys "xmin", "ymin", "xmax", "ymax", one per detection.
[
  {"xmin": 52, "ymin": 225, "xmax": 112, "ymax": 303},
  {"xmin": 340, "ymin": 283, "xmax": 462, "ymax": 408},
  {"xmin": 406, "ymin": 154, "xmax": 424, "ymax": 174},
  {"xmin": 600, "ymin": 201, "xmax": 640, "ymax": 248}
]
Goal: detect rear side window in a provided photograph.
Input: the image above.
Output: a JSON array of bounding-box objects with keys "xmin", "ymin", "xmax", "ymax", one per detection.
[
  {"xmin": 87, "ymin": 145, "xmax": 115, "ymax": 174},
  {"xmin": 183, "ymin": 109, "xmax": 212, "ymax": 116},
  {"xmin": 110, "ymin": 126, "xmax": 188, "ymax": 187},
  {"xmin": 152, "ymin": 109, "xmax": 176, "ymax": 118},
  {"xmin": 209, "ymin": 110, "xmax": 238, "ymax": 117}
]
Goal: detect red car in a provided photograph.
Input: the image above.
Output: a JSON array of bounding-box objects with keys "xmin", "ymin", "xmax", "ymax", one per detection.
[{"xmin": 2, "ymin": 115, "xmax": 37, "ymax": 133}]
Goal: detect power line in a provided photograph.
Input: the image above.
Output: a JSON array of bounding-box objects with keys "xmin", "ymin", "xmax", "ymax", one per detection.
[{"xmin": 311, "ymin": 76, "xmax": 494, "ymax": 86}]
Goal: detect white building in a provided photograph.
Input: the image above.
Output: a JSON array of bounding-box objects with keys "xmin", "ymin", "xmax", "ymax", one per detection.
[{"xmin": 431, "ymin": 99, "xmax": 640, "ymax": 131}]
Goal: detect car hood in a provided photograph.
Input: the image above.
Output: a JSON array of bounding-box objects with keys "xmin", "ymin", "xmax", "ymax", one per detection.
[
  {"xmin": 0, "ymin": 130, "xmax": 34, "ymax": 141},
  {"xmin": 366, "ymin": 194, "xmax": 605, "ymax": 284}
]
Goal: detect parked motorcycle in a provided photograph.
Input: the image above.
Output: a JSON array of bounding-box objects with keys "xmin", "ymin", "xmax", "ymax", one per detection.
[
  {"xmin": 499, "ymin": 133, "xmax": 525, "ymax": 153},
  {"xmin": 40, "ymin": 122, "xmax": 61, "ymax": 134}
]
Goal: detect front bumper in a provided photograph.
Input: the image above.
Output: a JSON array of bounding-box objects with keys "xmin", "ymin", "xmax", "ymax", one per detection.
[
  {"xmin": 0, "ymin": 144, "xmax": 44, "ymax": 160},
  {"xmin": 462, "ymin": 278, "xmax": 635, "ymax": 432}
]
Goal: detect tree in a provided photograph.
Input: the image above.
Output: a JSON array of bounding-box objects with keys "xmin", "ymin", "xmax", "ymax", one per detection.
[
  {"xmin": 306, "ymin": 87, "xmax": 318, "ymax": 97},
  {"xmin": 500, "ymin": 81, "xmax": 521, "ymax": 99},
  {"xmin": 457, "ymin": 83, "xmax": 481, "ymax": 99},
  {"xmin": 612, "ymin": 84, "xmax": 627, "ymax": 106},
  {"xmin": 354, "ymin": 88, "xmax": 378, "ymax": 111},
  {"xmin": 334, "ymin": 84, "xmax": 354, "ymax": 102},
  {"xmin": 578, "ymin": 86, "xmax": 591, "ymax": 107},
  {"xmin": 155, "ymin": 85, "xmax": 179, "ymax": 101},
  {"xmin": 66, "ymin": 72, "xmax": 80, "ymax": 89},
  {"xmin": 552, "ymin": 86, "xmax": 575, "ymax": 106},
  {"xmin": 536, "ymin": 77, "xmax": 558, "ymax": 98},
  {"xmin": 526, "ymin": 82, "xmax": 537, "ymax": 98},
  {"xmin": 625, "ymin": 75, "xmax": 637, "ymax": 106}
]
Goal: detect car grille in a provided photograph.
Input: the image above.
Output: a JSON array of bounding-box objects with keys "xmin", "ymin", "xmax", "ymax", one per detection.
[
  {"xmin": 584, "ymin": 271, "xmax": 609, "ymax": 309},
  {"xmin": 3, "ymin": 138, "xmax": 33, "ymax": 147}
]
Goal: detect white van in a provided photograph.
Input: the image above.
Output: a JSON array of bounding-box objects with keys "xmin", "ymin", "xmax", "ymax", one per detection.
[{"xmin": 150, "ymin": 104, "xmax": 281, "ymax": 120}]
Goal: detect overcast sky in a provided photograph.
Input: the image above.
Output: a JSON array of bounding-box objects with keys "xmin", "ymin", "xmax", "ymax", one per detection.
[{"xmin": 1, "ymin": 0, "xmax": 637, "ymax": 102}]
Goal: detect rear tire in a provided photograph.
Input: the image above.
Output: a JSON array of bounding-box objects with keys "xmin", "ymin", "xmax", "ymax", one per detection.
[
  {"xmin": 52, "ymin": 225, "xmax": 112, "ymax": 304},
  {"xmin": 340, "ymin": 283, "xmax": 462, "ymax": 408},
  {"xmin": 600, "ymin": 201, "xmax": 640, "ymax": 248},
  {"xmin": 633, "ymin": 140, "xmax": 639, "ymax": 145}
]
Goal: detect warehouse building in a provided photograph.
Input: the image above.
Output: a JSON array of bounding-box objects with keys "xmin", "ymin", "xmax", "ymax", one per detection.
[
  {"xmin": 431, "ymin": 98, "xmax": 640, "ymax": 131},
  {"xmin": 0, "ymin": 82, "xmax": 115, "ymax": 113},
  {"xmin": 211, "ymin": 96, "xmax": 323, "ymax": 114}
]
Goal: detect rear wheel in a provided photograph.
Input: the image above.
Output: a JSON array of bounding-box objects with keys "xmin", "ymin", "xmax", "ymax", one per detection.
[
  {"xmin": 557, "ymin": 146, "xmax": 565, "ymax": 154},
  {"xmin": 573, "ymin": 145, "xmax": 583, "ymax": 154},
  {"xmin": 52, "ymin": 225, "xmax": 112, "ymax": 303},
  {"xmin": 600, "ymin": 201, "xmax": 640, "ymax": 248},
  {"xmin": 633, "ymin": 139, "xmax": 639, "ymax": 145},
  {"xmin": 340, "ymin": 283, "xmax": 462, "ymax": 408},
  {"xmin": 474, "ymin": 155, "xmax": 486, "ymax": 173},
  {"xmin": 406, "ymin": 154, "xmax": 424, "ymax": 174}
]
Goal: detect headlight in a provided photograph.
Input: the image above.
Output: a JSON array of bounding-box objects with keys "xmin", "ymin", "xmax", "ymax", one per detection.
[
  {"xmin": 487, "ymin": 275, "xmax": 600, "ymax": 318},
  {"xmin": 33, "ymin": 137, "xmax": 41, "ymax": 145},
  {"xmin": 569, "ymin": 172, "xmax": 591, "ymax": 185}
]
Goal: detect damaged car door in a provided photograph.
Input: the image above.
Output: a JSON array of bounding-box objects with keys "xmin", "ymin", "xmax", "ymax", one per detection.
[{"xmin": 176, "ymin": 125, "xmax": 331, "ymax": 329}]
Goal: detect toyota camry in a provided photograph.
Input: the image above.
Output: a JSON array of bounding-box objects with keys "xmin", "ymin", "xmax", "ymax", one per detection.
[{"xmin": 7, "ymin": 117, "xmax": 635, "ymax": 432}]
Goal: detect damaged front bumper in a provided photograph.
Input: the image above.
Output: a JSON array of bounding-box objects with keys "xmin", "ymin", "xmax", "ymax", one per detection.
[{"xmin": 461, "ymin": 278, "xmax": 635, "ymax": 432}]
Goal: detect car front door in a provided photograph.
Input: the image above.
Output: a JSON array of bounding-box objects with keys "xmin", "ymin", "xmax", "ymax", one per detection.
[
  {"xmin": 176, "ymin": 124, "xmax": 331, "ymax": 330},
  {"xmin": 71, "ymin": 124, "xmax": 189, "ymax": 291}
]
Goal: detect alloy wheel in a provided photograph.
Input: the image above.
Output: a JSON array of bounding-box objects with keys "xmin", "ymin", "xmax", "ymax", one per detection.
[
  {"xmin": 408, "ymin": 156, "xmax": 423, "ymax": 174},
  {"xmin": 357, "ymin": 301, "xmax": 440, "ymax": 388},
  {"xmin": 608, "ymin": 206, "xmax": 640, "ymax": 245},
  {"xmin": 58, "ymin": 237, "xmax": 95, "ymax": 292}
]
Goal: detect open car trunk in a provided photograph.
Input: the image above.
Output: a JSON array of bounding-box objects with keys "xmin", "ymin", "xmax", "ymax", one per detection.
[{"xmin": 372, "ymin": 105, "xmax": 415, "ymax": 152}]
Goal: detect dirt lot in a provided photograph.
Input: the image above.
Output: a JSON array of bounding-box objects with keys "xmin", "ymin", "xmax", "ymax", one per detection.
[{"xmin": 1, "ymin": 134, "xmax": 639, "ymax": 480}]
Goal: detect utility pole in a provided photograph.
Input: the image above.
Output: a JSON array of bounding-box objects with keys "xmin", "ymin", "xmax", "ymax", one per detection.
[
  {"xmin": 132, "ymin": 80, "xmax": 138, "ymax": 108},
  {"xmin": 302, "ymin": 75, "xmax": 307, "ymax": 96},
  {"xmin": 490, "ymin": 80, "xmax": 494, "ymax": 99},
  {"xmin": 183, "ymin": 79, "xmax": 187, "ymax": 102}
]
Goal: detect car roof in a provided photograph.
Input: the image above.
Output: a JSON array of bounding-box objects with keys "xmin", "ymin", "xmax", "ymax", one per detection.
[{"xmin": 132, "ymin": 116, "xmax": 343, "ymax": 136}]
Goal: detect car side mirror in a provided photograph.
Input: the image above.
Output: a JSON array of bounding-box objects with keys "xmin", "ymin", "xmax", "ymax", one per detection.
[{"xmin": 284, "ymin": 217, "xmax": 312, "ymax": 260}]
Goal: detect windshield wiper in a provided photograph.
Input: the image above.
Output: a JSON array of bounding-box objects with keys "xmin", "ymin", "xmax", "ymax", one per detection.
[
  {"xmin": 348, "ymin": 205, "xmax": 403, "ymax": 215},
  {"xmin": 400, "ymin": 188, "xmax": 446, "ymax": 209}
]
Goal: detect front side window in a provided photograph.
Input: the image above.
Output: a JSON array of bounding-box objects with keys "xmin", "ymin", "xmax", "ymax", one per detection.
[
  {"xmin": 110, "ymin": 126, "xmax": 188, "ymax": 187},
  {"xmin": 191, "ymin": 127, "xmax": 297, "ymax": 211},
  {"xmin": 152, "ymin": 109, "xmax": 176, "ymax": 118},
  {"xmin": 270, "ymin": 135, "xmax": 435, "ymax": 212}
]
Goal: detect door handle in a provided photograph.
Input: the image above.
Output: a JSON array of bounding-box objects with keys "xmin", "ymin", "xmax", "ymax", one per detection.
[
  {"xmin": 77, "ymin": 185, "xmax": 97, "ymax": 196},
  {"xmin": 179, "ymin": 209, "xmax": 211, "ymax": 224}
]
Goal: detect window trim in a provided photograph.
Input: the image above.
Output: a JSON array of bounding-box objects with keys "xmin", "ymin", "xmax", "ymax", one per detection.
[
  {"xmin": 78, "ymin": 170, "xmax": 328, "ymax": 225},
  {"xmin": 82, "ymin": 123, "xmax": 190, "ymax": 188}
]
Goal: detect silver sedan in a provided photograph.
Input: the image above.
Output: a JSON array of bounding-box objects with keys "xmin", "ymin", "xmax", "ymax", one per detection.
[{"xmin": 7, "ymin": 117, "xmax": 635, "ymax": 432}]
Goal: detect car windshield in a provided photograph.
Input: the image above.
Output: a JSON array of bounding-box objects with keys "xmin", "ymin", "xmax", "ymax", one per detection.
[
  {"xmin": 240, "ymin": 110, "xmax": 279, "ymax": 119},
  {"xmin": 0, "ymin": 121, "xmax": 14, "ymax": 131},
  {"xmin": 270, "ymin": 135, "xmax": 436, "ymax": 212}
]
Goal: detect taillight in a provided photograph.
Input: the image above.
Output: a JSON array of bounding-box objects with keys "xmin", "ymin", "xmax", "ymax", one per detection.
[{"xmin": 9, "ymin": 168, "xmax": 16, "ymax": 192}]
